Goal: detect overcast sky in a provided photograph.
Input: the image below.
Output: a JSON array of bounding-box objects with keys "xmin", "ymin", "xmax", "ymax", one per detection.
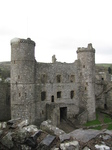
[{"xmin": 0, "ymin": 0, "xmax": 112, "ymax": 63}]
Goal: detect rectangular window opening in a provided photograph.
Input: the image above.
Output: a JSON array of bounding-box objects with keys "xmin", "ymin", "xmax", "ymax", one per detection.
[
  {"xmin": 57, "ymin": 75, "xmax": 61, "ymax": 83},
  {"xmin": 70, "ymin": 75, "xmax": 75, "ymax": 82},
  {"xmin": 41, "ymin": 91, "xmax": 46, "ymax": 101},
  {"xmin": 57, "ymin": 91, "xmax": 61, "ymax": 98},
  {"xmin": 51, "ymin": 95, "xmax": 54, "ymax": 102},
  {"xmin": 71, "ymin": 91, "xmax": 74, "ymax": 99},
  {"xmin": 41, "ymin": 74, "xmax": 47, "ymax": 83}
]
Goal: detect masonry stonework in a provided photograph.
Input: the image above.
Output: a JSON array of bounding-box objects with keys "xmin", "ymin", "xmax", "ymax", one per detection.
[{"xmin": 10, "ymin": 38, "xmax": 98, "ymax": 125}]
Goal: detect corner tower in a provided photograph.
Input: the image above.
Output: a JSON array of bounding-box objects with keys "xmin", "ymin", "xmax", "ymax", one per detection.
[
  {"xmin": 77, "ymin": 44, "xmax": 96, "ymax": 121},
  {"xmin": 10, "ymin": 38, "xmax": 36, "ymax": 123}
]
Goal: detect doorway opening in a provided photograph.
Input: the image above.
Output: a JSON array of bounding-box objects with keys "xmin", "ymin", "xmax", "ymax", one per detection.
[{"xmin": 60, "ymin": 107, "xmax": 67, "ymax": 121}]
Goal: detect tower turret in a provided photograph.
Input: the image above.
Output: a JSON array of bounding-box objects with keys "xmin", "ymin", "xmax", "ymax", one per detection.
[
  {"xmin": 10, "ymin": 38, "xmax": 36, "ymax": 123},
  {"xmin": 77, "ymin": 43, "xmax": 96, "ymax": 121}
]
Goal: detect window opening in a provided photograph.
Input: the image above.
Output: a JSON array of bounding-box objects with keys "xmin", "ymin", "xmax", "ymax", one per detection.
[
  {"xmin": 19, "ymin": 93, "xmax": 21, "ymax": 97},
  {"xmin": 51, "ymin": 95, "xmax": 54, "ymax": 102},
  {"xmin": 70, "ymin": 75, "xmax": 75, "ymax": 82},
  {"xmin": 83, "ymin": 65, "xmax": 85, "ymax": 68},
  {"xmin": 102, "ymin": 78, "xmax": 104, "ymax": 81},
  {"xmin": 70, "ymin": 91, "xmax": 74, "ymax": 99},
  {"xmin": 41, "ymin": 91, "xmax": 46, "ymax": 101},
  {"xmin": 57, "ymin": 75, "xmax": 61, "ymax": 83},
  {"xmin": 41, "ymin": 74, "xmax": 47, "ymax": 83},
  {"xmin": 57, "ymin": 91, "xmax": 61, "ymax": 98}
]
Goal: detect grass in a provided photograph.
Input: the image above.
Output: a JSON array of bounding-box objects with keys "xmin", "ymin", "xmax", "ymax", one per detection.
[
  {"xmin": 84, "ymin": 114, "xmax": 101, "ymax": 127},
  {"xmin": 104, "ymin": 115, "xmax": 112, "ymax": 123},
  {"xmin": 107, "ymin": 124, "xmax": 112, "ymax": 130},
  {"xmin": 96, "ymin": 64, "xmax": 112, "ymax": 67},
  {"xmin": 84, "ymin": 113, "xmax": 112, "ymax": 130}
]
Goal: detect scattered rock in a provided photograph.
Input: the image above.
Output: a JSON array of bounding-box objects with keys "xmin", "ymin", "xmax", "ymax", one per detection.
[
  {"xmin": 37, "ymin": 134, "xmax": 56, "ymax": 150},
  {"xmin": 0, "ymin": 119, "xmax": 112, "ymax": 150},
  {"xmin": 60, "ymin": 141, "xmax": 79, "ymax": 150},
  {"xmin": 1, "ymin": 132, "xmax": 13, "ymax": 149},
  {"xmin": 40, "ymin": 120, "xmax": 65, "ymax": 136},
  {"xmin": 102, "ymin": 134, "xmax": 111, "ymax": 140},
  {"xmin": 25, "ymin": 130, "xmax": 42, "ymax": 148},
  {"xmin": 68, "ymin": 129, "xmax": 101, "ymax": 142},
  {"xmin": 59, "ymin": 133, "xmax": 71, "ymax": 142},
  {"xmin": 83, "ymin": 146, "xmax": 90, "ymax": 150},
  {"xmin": 95, "ymin": 144, "xmax": 110, "ymax": 150}
]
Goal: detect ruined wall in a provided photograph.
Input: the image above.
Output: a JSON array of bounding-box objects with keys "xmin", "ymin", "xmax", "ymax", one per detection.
[
  {"xmin": 10, "ymin": 38, "xmax": 36, "ymax": 124},
  {"xmin": 0, "ymin": 82, "xmax": 10, "ymax": 121},
  {"xmin": 35, "ymin": 62, "xmax": 80, "ymax": 125},
  {"xmin": 10, "ymin": 37, "xmax": 112, "ymax": 126}
]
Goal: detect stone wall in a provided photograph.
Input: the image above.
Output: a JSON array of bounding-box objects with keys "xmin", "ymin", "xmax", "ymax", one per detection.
[
  {"xmin": 0, "ymin": 82, "xmax": 10, "ymax": 121},
  {"xmin": 35, "ymin": 62, "xmax": 80, "ymax": 125}
]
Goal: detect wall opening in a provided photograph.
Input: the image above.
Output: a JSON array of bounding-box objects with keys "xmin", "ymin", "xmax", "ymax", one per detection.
[
  {"xmin": 104, "ymin": 103, "xmax": 107, "ymax": 110},
  {"xmin": 41, "ymin": 91, "xmax": 46, "ymax": 101},
  {"xmin": 41, "ymin": 74, "xmax": 47, "ymax": 83},
  {"xmin": 19, "ymin": 93, "xmax": 21, "ymax": 97},
  {"xmin": 70, "ymin": 91, "xmax": 74, "ymax": 99},
  {"xmin": 57, "ymin": 75, "xmax": 61, "ymax": 83},
  {"xmin": 18, "ymin": 75, "xmax": 20, "ymax": 79},
  {"xmin": 102, "ymin": 78, "xmax": 104, "ymax": 81},
  {"xmin": 70, "ymin": 75, "xmax": 75, "ymax": 82},
  {"xmin": 51, "ymin": 95, "xmax": 54, "ymax": 102},
  {"xmin": 60, "ymin": 107, "xmax": 67, "ymax": 121},
  {"xmin": 57, "ymin": 91, "xmax": 61, "ymax": 98},
  {"xmin": 83, "ymin": 65, "xmax": 85, "ymax": 68}
]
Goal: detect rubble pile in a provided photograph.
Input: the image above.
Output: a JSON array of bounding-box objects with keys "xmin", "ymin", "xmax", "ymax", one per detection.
[{"xmin": 0, "ymin": 119, "xmax": 112, "ymax": 150}]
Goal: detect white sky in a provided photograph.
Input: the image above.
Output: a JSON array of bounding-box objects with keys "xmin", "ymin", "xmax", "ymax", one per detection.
[{"xmin": 0, "ymin": 0, "xmax": 112, "ymax": 63}]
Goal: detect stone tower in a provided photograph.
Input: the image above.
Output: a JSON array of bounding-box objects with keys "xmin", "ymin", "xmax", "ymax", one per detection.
[
  {"xmin": 10, "ymin": 38, "xmax": 36, "ymax": 123},
  {"xmin": 77, "ymin": 44, "xmax": 96, "ymax": 121}
]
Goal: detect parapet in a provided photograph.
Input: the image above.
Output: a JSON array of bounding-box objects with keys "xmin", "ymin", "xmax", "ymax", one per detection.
[
  {"xmin": 77, "ymin": 43, "xmax": 95, "ymax": 53},
  {"xmin": 10, "ymin": 38, "xmax": 36, "ymax": 46}
]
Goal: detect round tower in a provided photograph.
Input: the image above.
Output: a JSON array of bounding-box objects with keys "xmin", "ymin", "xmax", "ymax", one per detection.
[
  {"xmin": 77, "ymin": 43, "xmax": 96, "ymax": 121},
  {"xmin": 10, "ymin": 38, "xmax": 36, "ymax": 123}
]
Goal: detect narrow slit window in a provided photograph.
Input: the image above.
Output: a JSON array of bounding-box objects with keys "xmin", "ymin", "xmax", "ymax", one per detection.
[
  {"xmin": 51, "ymin": 95, "xmax": 54, "ymax": 102},
  {"xmin": 19, "ymin": 93, "xmax": 21, "ymax": 97}
]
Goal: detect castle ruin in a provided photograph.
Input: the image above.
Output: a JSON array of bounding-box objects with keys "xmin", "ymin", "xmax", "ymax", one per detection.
[{"xmin": 10, "ymin": 38, "xmax": 96, "ymax": 125}]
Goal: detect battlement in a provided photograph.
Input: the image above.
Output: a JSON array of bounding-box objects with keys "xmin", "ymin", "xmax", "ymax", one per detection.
[
  {"xmin": 77, "ymin": 43, "xmax": 95, "ymax": 53},
  {"xmin": 10, "ymin": 38, "xmax": 35, "ymax": 46}
]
